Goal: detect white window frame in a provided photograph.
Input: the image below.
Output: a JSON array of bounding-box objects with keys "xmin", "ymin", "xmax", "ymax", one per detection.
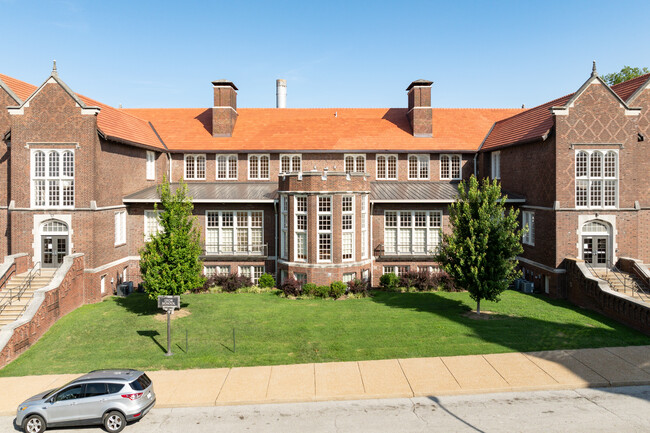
[
  {"xmin": 216, "ymin": 154, "xmax": 238, "ymax": 180},
  {"xmin": 317, "ymin": 195, "xmax": 332, "ymax": 263},
  {"xmin": 491, "ymin": 151, "xmax": 501, "ymax": 180},
  {"xmin": 248, "ymin": 154, "xmax": 270, "ymax": 180},
  {"xmin": 31, "ymin": 149, "xmax": 75, "ymax": 208},
  {"xmin": 575, "ymin": 149, "xmax": 618, "ymax": 209},
  {"xmin": 294, "ymin": 195, "xmax": 308, "ymax": 262},
  {"xmin": 522, "ymin": 211, "xmax": 535, "ymax": 246},
  {"xmin": 280, "ymin": 195, "xmax": 288, "ymax": 260},
  {"xmin": 376, "ymin": 154, "xmax": 398, "ymax": 180},
  {"xmin": 344, "ymin": 154, "xmax": 366, "ymax": 174},
  {"xmin": 144, "ymin": 210, "xmax": 163, "ymax": 242},
  {"xmin": 408, "ymin": 154, "xmax": 430, "ymax": 180},
  {"xmin": 205, "ymin": 210, "xmax": 264, "ymax": 255},
  {"xmin": 146, "ymin": 151, "xmax": 156, "ymax": 180},
  {"xmin": 184, "ymin": 154, "xmax": 206, "ymax": 180},
  {"xmin": 238, "ymin": 265, "xmax": 264, "ymax": 285},
  {"xmin": 341, "ymin": 195, "xmax": 355, "ymax": 261},
  {"xmin": 383, "ymin": 265, "xmax": 409, "ymax": 276},
  {"xmin": 361, "ymin": 195, "xmax": 368, "ymax": 259},
  {"xmin": 279, "ymin": 154, "xmax": 302, "ymax": 174},
  {"xmin": 383, "ymin": 210, "xmax": 442, "ymax": 255},
  {"xmin": 114, "ymin": 210, "xmax": 126, "ymax": 246},
  {"xmin": 343, "ymin": 272, "xmax": 356, "ymax": 283},
  {"xmin": 440, "ymin": 154, "xmax": 461, "ymax": 180}
]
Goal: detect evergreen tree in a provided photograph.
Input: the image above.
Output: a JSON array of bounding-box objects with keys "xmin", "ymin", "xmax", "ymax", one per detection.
[
  {"xmin": 140, "ymin": 178, "xmax": 205, "ymax": 299},
  {"xmin": 437, "ymin": 175, "xmax": 523, "ymax": 314}
]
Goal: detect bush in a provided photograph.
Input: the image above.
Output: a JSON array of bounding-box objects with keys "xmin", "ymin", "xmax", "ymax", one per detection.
[
  {"xmin": 347, "ymin": 278, "xmax": 369, "ymax": 296},
  {"xmin": 280, "ymin": 277, "xmax": 302, "ymax": 297},
  {"xmin": 437, "ymin": 272, "xmax": 459, "ymax": 292},
  {"xmin": 221, "ymin": 274, "xmax": 252, "ymax": 292},
  {"xmin": 314, "ymin": 285, "xmax": 331, "ymax": 298},
  {"xmin": 258, "ymin": 273, "xmax": 276, "ymax": 289},
  {"xmin": 302, "ymin": 283, "xmax": 317, "ymax": 296},
  {"xmin": 399, "ymin": 271, "xmax": 418, "ymax": 290},
  {"xmin": 380, "ymin": 273, "xmax": 399, "ymax": 291},
  {"xmin": 330, "ymin": 281, "xmax": 347, "ymax": 299}
]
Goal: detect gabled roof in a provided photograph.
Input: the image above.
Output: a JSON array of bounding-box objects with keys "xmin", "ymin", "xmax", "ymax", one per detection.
[
  {"xmin": 482, "ymin": 73, "xmax": 650, "ymax": 151},
  {"xmin": 123, "ymin": 107, "xmax": 523, "ymax": 152},
  {"xmin": 0, "ymin": 76, "xmax": 23, "ymax": 105},
  {"xmin": 0, "ymin": 73, "xmax": 164, "ymax": 150}
]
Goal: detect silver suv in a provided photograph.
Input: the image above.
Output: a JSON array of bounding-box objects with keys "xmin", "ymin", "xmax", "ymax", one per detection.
[{"xmin": 16, "ymin": 369, "xmax": 156, "ymax": 433}]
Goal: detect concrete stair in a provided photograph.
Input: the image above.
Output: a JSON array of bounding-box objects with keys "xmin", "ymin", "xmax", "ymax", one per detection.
[
  {"xmin": 592, "ymin": 268, "xmax": 650, "ymax": 302},
  {"xmin": 0, "ymin": 268, "xmax": 56, "ymax": 327}
]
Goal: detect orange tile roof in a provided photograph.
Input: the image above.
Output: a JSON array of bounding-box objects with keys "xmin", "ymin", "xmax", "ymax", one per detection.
[
  {"xmin": 482, "ymin": 73, "xmax": 650, "ymax": 151},
  {"xmin": 0, "ymin": 73, "xmax": 164, "ymax": 150},
  {"xmin": 123, "ymin": 107, "xmax": 523, "ymax": 152}
]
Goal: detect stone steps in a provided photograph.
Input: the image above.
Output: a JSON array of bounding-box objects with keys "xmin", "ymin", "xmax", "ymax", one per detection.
[{"xmin": 0, "ymin": 268, "xmax": 55, "ymax": 327}]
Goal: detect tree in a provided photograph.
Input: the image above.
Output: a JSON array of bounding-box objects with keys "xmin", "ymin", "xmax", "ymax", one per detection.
[
  {"xmin": 437, "ymin": 175, "xmax": 523, "ymax": 314},
  {"xmin": 140, "ymin": 178, "xmax": 205, "ymax": 299},
  {"xmin": 602, "ymin": 66, "xmax": 649, "ymax": 86}
]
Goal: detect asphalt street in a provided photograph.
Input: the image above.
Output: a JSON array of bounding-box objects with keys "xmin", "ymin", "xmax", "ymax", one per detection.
[{"xmin": 3, "ymin": 386, "xmax": 650, "ymax": 433}]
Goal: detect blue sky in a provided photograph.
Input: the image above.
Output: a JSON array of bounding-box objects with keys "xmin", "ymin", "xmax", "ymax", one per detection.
[{"xmin": 2, "ymin": 0, "xmax": 649, "ymax": 109}]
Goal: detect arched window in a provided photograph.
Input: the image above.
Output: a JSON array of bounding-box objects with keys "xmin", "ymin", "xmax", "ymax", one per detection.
[
  {"xmin": 576, "ymin": 151, "xmax": 588, "ymax": 177},
  {"xmin": 408, "ymin": 154, "xmax": 429, "ymax": 179},
  {"xmin": 184, "ymin": 154, "xmax": 206, "ymax": 179},
  {"xmin": 376, "ymin": 155, "xmax": 397, "ymax": 180},
  {"xmin": 217, "ymin": 154, "xmax": 237, "ymax": 179},
  {"xmin": 32, "ymin": 149, "xmax": 74, "ymax": 208},
  {"xmin": 34, "ymin": 151, "xmax": 45, "ymax": 177},
  {"xmin": 41, "ymin": 219, "xmax": 68, "ymax": 234},
  {"xmin": 575, "ymin": 150, "xmax": 617, "ymax": 208},
  {"xmin": 48, "ymin": 152, "xmax": 59, "ymax": 177},
  {"xmin": 248, "ymin": 154, "xmax": 270, "ymax": 179},
  {"xmin": 63, "ymin": 151, "xmax": 74, "ymax": 177},
  {"xmin": 582, "ymin": 221, "xmax": 609, "ymax": 233},
  {"xmin": 440, "ymin": 154, "xmax": 460, "ymax": 180},
  {"xmin": 590, "ymin": 151, "xmax": 602, "ymax": 177}
]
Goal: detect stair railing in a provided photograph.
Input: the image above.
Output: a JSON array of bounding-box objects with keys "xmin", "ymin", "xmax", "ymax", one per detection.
[
  {"xmin": 0, "ymin": 262, "xmax": 16, "ymax": 294},
  {"xmin": 0, "ymin": 262, "xmax": 41, "ymax": 318}
]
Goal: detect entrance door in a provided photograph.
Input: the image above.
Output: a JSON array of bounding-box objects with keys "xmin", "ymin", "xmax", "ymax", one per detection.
[
  {"xmin": 42, "ymin": 235, "xmax": 68, "ymax": 268},
  {"xmin": 582, "ymin": 236, "xmax": 608, "ymax": 267}
]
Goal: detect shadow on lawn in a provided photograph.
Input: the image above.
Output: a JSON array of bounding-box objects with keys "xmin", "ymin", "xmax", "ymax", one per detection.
[
  {"xmin": 370, "ymin": 290, "xmax": 650, "ymax": 354},
  {"xmin": 114, "ymin": 293, "xmax": 189, "ymax": 316}
]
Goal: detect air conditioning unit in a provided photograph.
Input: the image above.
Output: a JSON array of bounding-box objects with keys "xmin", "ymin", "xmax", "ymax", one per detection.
[{"xmin": 522, "ymin": 281, "xmax": 534, "ymax": 294}]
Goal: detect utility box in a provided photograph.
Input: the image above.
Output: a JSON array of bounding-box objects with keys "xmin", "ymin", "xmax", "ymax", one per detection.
[{"xmin": 116, "ymin": 282, "xmax": 131, "ymax": 297}]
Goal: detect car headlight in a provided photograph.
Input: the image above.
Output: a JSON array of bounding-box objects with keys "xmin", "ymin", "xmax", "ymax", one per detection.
[{"xmin": 18, "ymin": 406, "xmax": 28, "ymax": 411}]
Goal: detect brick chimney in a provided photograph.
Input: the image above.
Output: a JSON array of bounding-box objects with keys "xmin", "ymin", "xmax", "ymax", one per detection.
[
  {"xmin": 406, "ymin": 79, "xmax": 433, "ymax": 137},
  {"xmin": 212, "ymin": 80, "xmax": 238, "ymax": 137}
]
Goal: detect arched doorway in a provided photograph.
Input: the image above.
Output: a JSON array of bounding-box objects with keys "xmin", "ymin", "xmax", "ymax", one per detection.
[
  {"xmin": 40, "ymin": 219, "xmax": 69, "ymax": 268},
  {"xmin": 581, "ymin": 220, "xmax": 610, "ymax": 267}
]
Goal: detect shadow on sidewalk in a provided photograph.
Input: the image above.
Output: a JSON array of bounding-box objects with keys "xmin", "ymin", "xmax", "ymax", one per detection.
[{"xmin": 428, "ymin": 396, "xmax": 485, "ymax": 433}]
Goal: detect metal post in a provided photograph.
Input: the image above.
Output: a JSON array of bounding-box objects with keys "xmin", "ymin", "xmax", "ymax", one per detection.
[
  {"xmin": 233, "ymin": 327, "xmax": 236, "ymax": 353},
  {"xmin": 185, "ymin": 329, "xmax": 188, "ymax": 353},
  {"xmin": 165, "ymin": 309, "xmax": 173, "ymax": 356}
]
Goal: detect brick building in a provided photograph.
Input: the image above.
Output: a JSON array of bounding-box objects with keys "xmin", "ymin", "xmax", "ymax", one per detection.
[{"xmin": 0, "ymin": 64, "xmax": 648, "ymax": 297}]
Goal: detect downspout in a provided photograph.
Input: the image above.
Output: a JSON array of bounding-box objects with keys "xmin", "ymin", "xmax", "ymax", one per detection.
[
  {"xmin": 273, "ymin": 200, "xmax": 278, "ymax": 276},
  {"xmin": 168, "ymin": 153, "xmax": 173, "ymax": 181},
  {"xmin": 370, "ymin": 199, "xmax": 374, "ymax": 284}
]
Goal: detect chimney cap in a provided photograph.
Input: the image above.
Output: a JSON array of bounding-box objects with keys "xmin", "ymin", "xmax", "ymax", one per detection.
[
  {"xmin": 406, "ymin": 79, "xmax": 433, "ymax": 91},
  {"xmin": 212, "ymin": 80, "xmax": 238, "ymax": 90}
]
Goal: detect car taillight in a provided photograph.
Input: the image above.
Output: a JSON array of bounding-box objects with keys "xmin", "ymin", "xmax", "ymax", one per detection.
[{"xmin": 121, "ymin": 393, "xmax": 143, "ymax": 400}]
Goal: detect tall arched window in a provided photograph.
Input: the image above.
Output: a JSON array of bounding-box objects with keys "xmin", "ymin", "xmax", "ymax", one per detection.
[
  {"xmin": 217, "ymin": 154, "xmax": 237, "ymax": 179},
  {"xmin": 184, "ymin": 154, "xmax": 206, "ymax": 179},
  {"xmin": 440, "ymin": 154, "xmax": 461, "ymax": 180}
]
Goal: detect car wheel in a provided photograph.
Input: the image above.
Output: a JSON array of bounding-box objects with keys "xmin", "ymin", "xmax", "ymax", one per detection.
[
  {"xmin": 103, "ymin": 411, "xmax": 126, "ymax": 433},
  {"xmin": 23, "ymin": 414, "xmax": 46, "ymax": 433}
]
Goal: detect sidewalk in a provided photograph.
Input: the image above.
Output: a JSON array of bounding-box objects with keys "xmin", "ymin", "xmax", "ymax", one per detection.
[{"xmin": 1, "ymin": 345, "xmax": 650, "ymax": 416}]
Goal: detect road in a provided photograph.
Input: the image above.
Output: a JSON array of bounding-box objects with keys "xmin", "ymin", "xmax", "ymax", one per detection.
[{"xmin": 3, "ymin": 386, "xmax": 650, "ymax": 433}]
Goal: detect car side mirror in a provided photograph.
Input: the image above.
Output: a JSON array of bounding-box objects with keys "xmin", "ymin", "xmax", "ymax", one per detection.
[{"xmin": 46, "ymin": 397, "xmax": 54, "ymax": 404}]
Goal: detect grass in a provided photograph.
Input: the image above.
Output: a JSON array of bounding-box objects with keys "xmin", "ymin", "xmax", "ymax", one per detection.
[{"xmin": 1, "ymin": 290, "xmax": 649, "ymax": 376}]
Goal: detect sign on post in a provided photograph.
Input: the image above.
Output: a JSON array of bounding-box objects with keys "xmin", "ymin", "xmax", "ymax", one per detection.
[{"xmin": 157, "ymin": 296, "xmax": 181, "ymax": 357}]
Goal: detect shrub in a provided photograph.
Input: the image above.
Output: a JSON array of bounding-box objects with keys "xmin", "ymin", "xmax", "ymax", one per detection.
[
  {"xmin": 314, "ymin": 285, "xmax": 331, "ymax": 298},
  {"xmin": 380, "ymin": 273, "xmax": 399, "ymax": 291},
  {"xmin": 330, "ymin": 281, "xmax": 347, "ymax": 299},
  {"xmin": 347, "ymin": 278, "xmax": 369, "ymax": 296},
  {"xmin": 437, "ymin": 272, "xmax": 459, "ymax": 292},
  {"xmin": 399, "ymin": 271, "xmax": 419, "ymax": 290},
  {"xmin": 221, "ymin": 274, "xmax": 252, "ymax": 292},
  {"xmin": 258, "ymin": 273, "xmax": 276, "ymax": 289},
  {"xmin": 280, "ymin": 277, "xmax": 302, "ymax": 297},
  {"xmin": 302, "ymin": 283, "xmax": 317, "ymax": 296}
]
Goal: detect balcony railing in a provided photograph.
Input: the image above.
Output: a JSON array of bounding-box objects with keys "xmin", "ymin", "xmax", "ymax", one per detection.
[
  {"xmin": 202, "ymin": 243, "xmax": 268, "ymax": 258},
  {"xmin": 375, "ymin": 243, "xmax": 439, "ymax": 258}
]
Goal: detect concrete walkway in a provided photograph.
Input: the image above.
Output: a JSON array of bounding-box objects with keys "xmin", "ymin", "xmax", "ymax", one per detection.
[{"xmin": 1, "ymin": 345, "xmax": 650, "ymax": 416}]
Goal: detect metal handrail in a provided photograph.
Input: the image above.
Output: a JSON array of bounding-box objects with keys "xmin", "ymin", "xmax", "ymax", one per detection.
[
  {"xmin": 0, "ymin": 262, "xmax": 41, "ymax": 317},
  {"xmin": 589, "ymin": 259, "xmax": 650, "ymax": 303},
  {"xmin": 0, "ymin": 262, "xmax": 16, "ymax": 294}
]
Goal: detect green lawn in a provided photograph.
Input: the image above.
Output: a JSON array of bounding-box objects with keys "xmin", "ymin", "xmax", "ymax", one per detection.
[{"xmin": 2, "ymin": 290, "xmax": 649, "ymax": 376}]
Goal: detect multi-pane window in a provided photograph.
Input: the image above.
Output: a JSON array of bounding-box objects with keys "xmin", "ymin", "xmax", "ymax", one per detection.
[
  {"xmin": 440, "ymin": 154, "xmax": 461, "ymax": 180},
  {"xmin": 384, "ymin": 211, "xmax": 442, "ymax": 255},
  {"xmin": 294, "ymin": 272, "xmax": 307, "ymax": 285},
  {"xmin": 491, "ymin": 151, "xmax": 501, "ymax": 180},
  {"xmin": 294, "ymin": 195, "xmax": 307, "ymax": 261},
  {"xmin": 217, "ymin": 154, "xmax": 238, "ymax": 179},
  {"xmin": 239, "ymin": 265, "xmax": 264, "ymax": 285},
  {"xmin": 376, "ymin": 154, "xmax": 397, "ymax": 180},
  {"xmin": 248, "ymin": 154, "xmax": 270, "ymax": 179},
  {"xmin": 185, "ymin": 154, "xmax": 206, "ymax": 179},
  {"xmin": 32, "ymin": 149, "xmax": 74, "ymax": 208},
  {"xmin": 343, "ymin": 272, "xmax": 356, "ymax": 283},
  {"xmin": 342, "ymin": 195, "xmax": 354, "ymax": 261},
  {"xmin": 206, "ymin": 211, "xmax": 264, "ymax": 255},
  {"xmin": 280, "ymin": 196, "xmax": 288, "ymax": 259},
  {"xmin": 205, "ymin": 266, "xmax": 230, "ymax": 277},
  {"xmin": 280, "ymin": 154, "xmax": 302, "ymax": 174},
  {"xmin": 146, "ymin": 151, "xmax": 155, "ymax": 180},
  {"xmin": 344, "ymin": 154, "xmax": 366, "ymax": 173},
  {"xmin": 114, "ymin": 210, "xmax": 126, "ymax": 246},
  {"xmin": 318, "ymin": 196, "xmax": 332, "ymax": 261},
  {"xmin": 383, "ymin": 265, "xmax": 409, "ymax": 276},
  {"xmin": 361, "ymin": 195, "xmax": 368, "ymax": 259},
  {"xmin": 408, "ymin": 154, "xmax": 429, "ymax": 179},
  {"xmin": 575, "ymin": 150, "xmax": 617, "ymax": 208},
  {"xmin": 144, "ymin": 210, "xmax": 163, "ymax": 241},
  {"xmin": 522, "ymin": 211, "xmax": 535, "ymax": 246}
]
